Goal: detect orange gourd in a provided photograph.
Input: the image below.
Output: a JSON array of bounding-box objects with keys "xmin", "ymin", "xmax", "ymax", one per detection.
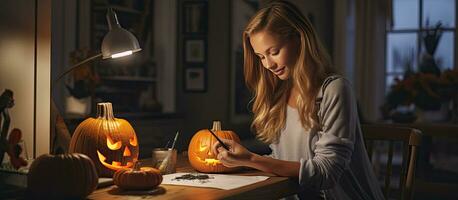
[
  {"xmin": 188, "ymin": 121, "xmax": 241, "ymax": 173},
  {"xmin": 27, "ymin": 153, "xmax": 98, "ymax": 199},
  {"xmin": 113, "ymin": 164, "xmax": 163, "ymax": 190},
  {"xmin": 69, "ymin": 102, "xmax": 139, "ymax": 177}
]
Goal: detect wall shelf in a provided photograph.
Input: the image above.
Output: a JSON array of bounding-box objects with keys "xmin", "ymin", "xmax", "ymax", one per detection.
[
  {"xmin": 93, "ymin": 5, "xmax": 143, "ymax": 15},
  {"xmin": 100, "ymin": 76, "xmax": 156, "ymax": 83}
]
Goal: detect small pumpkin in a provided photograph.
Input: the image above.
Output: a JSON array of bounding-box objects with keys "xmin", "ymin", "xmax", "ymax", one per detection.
[
  {"xmin": 69, "ymin": 102, "xmax": 139, "ymax": 177},
  {"xmin": 113, "ymin": 164, "xmax": 163, "ymax": 190},
  {"xmin": 27, "ymin": 153, "xmax": 98, "ymax": 199},
  {"xmin": 188, "ymin": 121, "xmax": 241, "ymax": 173}
]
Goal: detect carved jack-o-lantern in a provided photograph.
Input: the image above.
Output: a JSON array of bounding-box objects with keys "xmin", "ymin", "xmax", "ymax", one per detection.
[
  {"xmin": 69, "ymin": 102, "xmax": 139, "ymax": 177},
  {"xmin": 188, "ymin": 121, "xmax": 240, "ymax": 173}
]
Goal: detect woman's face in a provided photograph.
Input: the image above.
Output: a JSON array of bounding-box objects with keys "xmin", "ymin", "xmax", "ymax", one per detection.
[{"xmin": 249, "ymin": 30, "xmax": 299, "ymax": 80}]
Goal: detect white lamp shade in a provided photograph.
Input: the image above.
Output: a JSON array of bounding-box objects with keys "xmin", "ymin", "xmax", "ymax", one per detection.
[
  {"xmin": 101, "ymin": 8, "xmax": 142, "ymax": 59},
  {"xmin": 101, "ymin": 27, "xmax": 141, "ymax": 59}
]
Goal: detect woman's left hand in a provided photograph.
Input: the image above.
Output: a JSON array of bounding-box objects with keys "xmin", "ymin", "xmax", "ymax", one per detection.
[{"xmin": 211, "ymin": 139, "xmax": 254, "ymax": 168}]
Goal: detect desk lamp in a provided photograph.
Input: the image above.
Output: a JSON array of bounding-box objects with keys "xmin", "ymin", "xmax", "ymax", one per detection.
[
  {"xmin": 54, "ymin": 8, "xmax": 141, "ymax": 83},
  {"xmin": 51, "ymin": 8, "xmax": 142, "ymax": 154}
]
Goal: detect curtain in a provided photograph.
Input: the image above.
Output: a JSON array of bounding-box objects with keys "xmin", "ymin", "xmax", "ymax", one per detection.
[{"xmin": 353, "ymin": 0, "xmax": 388, "ymax": 121}]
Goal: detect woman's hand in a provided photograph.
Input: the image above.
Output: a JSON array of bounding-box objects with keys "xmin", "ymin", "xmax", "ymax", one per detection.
[
  {"xmin": 212, "ymin": 139, "xmax": 300, "ymax": 177},
  {"xmin": 211, "ymin": 139, "xmax": 254, "ymax": 168}
]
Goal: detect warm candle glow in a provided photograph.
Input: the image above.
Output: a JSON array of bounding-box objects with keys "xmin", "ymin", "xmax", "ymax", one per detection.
[{"xmin": 204, "ymin": 159, "xmax": 221, "ymax": 166}]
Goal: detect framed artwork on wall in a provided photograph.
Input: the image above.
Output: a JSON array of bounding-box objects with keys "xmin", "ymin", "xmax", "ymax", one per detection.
[
  {"xmin": 184, "ymin": 38, "xmax": 206, "ymax": 64},
  {"xmin": 179, "ymin": 0, "xmax": 208, "ymax": 93},
  {"xmin": 182, "ymin": 1, "xmax": 208, "ymax": 34},
  {"xmin": 184, "ymin": 67, "xmax": 206, "ymax": 92}
]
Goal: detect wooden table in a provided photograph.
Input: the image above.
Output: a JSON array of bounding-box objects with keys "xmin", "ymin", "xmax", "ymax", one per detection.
[{"xmin": 88, "ymin": 155, "xmax": 300, "ymax": 200}]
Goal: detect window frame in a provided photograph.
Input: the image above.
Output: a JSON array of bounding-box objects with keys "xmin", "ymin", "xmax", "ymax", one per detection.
[{"xmin": 385, "ymin": 0, "xmax": 458, "ymax": 92}]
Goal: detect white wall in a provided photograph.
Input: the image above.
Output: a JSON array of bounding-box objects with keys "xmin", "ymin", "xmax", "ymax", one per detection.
[
  {"xmin": 155, "ymin": 0, "xmax": 177, "ymax": 113},
  {"xmin": 0, "ymin": 0, "xmax": 51, "ymax": 158}
]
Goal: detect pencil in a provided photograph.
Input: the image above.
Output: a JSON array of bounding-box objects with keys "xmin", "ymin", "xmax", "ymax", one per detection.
[{"xmin": 208, "ymin": 129, "xmax": 230, "ymax": 151}]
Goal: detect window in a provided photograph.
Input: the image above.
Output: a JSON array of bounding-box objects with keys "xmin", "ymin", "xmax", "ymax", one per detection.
[{"xmin": 385, "ymin": 0, "xmax": 456, "ymax": 92}]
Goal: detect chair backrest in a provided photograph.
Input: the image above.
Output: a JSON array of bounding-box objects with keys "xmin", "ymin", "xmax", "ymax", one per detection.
[{"xmin": 361, "ymin": 124, "xmax": 422, "ymax": 200}]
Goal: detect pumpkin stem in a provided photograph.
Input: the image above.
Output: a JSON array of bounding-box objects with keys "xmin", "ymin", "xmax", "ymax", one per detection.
[
  {"xmin": 96, "ymin": 102, "xmax": 115, "ymax": 120},
  {"xmin": 133, "ymin": 161, "xmax": 141, "ymax": 171},
  {"xmin": 212, "ymin": 121, "xmax": 222, "ymax": 131}
]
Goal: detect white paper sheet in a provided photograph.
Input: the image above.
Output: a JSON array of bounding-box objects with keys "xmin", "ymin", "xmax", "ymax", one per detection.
[{"xmin": 161, "ymin": 172, "xmax": 269, "ymax": 190}]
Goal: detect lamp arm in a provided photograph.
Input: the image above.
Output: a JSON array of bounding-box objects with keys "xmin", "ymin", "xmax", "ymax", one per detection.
[{"xmin": 52, "ymin": 53, "xmax": 102, "ymax": 86}]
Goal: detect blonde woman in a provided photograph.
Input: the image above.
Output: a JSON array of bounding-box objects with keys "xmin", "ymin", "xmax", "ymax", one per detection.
[{"xmin": 212, "ymin": 1, "xmax": 384, "ymax": 199}]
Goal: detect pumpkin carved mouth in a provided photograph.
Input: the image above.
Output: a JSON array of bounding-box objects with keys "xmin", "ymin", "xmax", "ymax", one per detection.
[
  {"xmin": 194, "ymin": 154, "xmax": 221, "ymax": 166},
  {"xmin": 97, "ymin": 151, "xmax": 135, "ymax": 170}
]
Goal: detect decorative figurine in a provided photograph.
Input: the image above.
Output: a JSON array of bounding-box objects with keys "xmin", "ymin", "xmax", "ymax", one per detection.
[{"xmin": 0, "ymin": 89, "xmax": 27, "ymax": 169}]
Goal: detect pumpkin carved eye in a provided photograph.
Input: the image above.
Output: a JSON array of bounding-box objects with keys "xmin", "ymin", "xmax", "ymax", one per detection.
[
  {"xmin": 107, "ymin": 137, "xmax": 122, "ymax": 150},
  {"xmin": 129, "ymin": 135, "xmax": 138, "ymax": 146},
  {"xmin": 199, "ymin": 144, "xmax": 208, "ymax": 152}
]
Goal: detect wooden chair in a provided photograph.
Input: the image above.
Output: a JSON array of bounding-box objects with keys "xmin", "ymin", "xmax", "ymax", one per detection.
[{"xmin": 361, "ymin": 124, "xmax": 422, "ymax": 200}]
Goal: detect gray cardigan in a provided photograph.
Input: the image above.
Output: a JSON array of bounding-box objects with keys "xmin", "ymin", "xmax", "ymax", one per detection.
[{"xmin": 269, "ymin": 76, "xmax": 384, "ymax": 200}]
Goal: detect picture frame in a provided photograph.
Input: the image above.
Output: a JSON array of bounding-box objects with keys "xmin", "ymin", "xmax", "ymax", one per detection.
[
  {"xmin": 184, "ymin": 38, "xmax": 206, "ymax": 64},
  {"xmin": 184, "ymin": 67, "xmax": 207, "ymax": 92},
  {"xmin": 182, "ymin": 1, "xmax": 208, "ymax": 34}
]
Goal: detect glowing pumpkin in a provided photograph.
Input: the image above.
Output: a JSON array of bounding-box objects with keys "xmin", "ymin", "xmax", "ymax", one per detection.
[
  {"xmin": 69, "ymin": 102, "xmax": 139, "ymax": 177},
  {"xmin": 188, "ymin": 121, "xmax": 241, "ymax": 173}
]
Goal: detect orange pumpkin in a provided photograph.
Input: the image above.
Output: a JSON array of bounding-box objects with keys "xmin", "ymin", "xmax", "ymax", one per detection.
[
  {"xmin": 188, "ymin": 121, "xmax": 241, "ymax": 173},
  {"xmin": 27, "ymin": 153, "xmax": 98, "ymax": 199},
  {"xmin": 113, "ymin": 165, "xmax": 163, "ymax": 190},
  {"xmin": 69, "ymin": 102, "xmax": 139, "ymax": 177}
]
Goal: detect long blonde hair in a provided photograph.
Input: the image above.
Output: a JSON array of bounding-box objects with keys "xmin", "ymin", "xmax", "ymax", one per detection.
[{"xmin": 243, "ymin": 1, "xmax": 336, "ymax": 143}]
